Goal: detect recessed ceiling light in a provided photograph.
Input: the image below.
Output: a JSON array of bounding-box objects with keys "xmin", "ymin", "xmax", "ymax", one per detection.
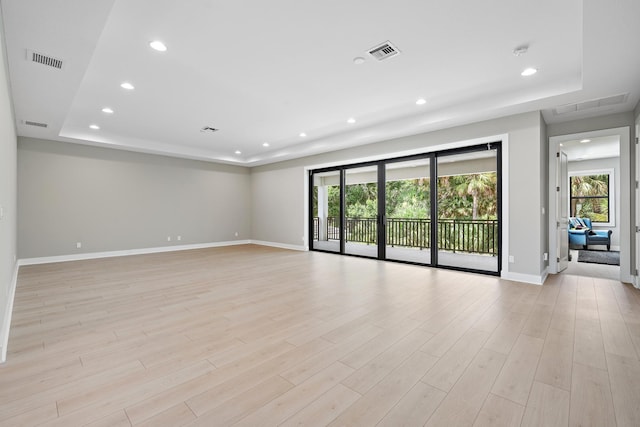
[
  {"xmin": 580, "ymin": 139, "xmax": 591, "ymax": 143},
  {"xmin": 299, "ymin": 132, "xmax": 307, "ymax": 137},
  {"xmin": 262, "ymin": 142, "xmax": 270, "ymax": 147},
  {"xmin": 101, "ymin": 107, "xmax": 114, "ymax": 114},
  {"xmin": 89, "ymin": 124, "xmax": 100, "ymax": 130},
  {"xmin": 521, "ymin": 67, "xmax": 537, "ymax": 77},
  {"xmin": 416, "ymin": 98, "xmax": 427, "ymax": 105},
  {"xmin": 353, "ymin": 57, "xmax": 365, "ymax": 65},
  {"xmin": 120, "ymin": 82, "xmax": 135, "ymax": 90},
  {"xmin": 234, "ymin": 150, "xmax": 242, "ymax": 155},
  {"xmin": 149, "ymin": 40, "xmax": 167, "ymax": 52},
  {"xmin": 347, "ymin": 118, "xmax": 356, "ymax": 124}
]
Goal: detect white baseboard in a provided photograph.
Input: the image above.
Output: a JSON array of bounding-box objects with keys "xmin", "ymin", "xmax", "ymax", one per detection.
[
  {"xmin": 501, "ymin": 269, "xmax": 547, "ymax": 285},
  {"xmin": 249, "ymin": 240, "xmax": 306, "ymax": 251},
  {"xmin": 17, "ymin": 239, "xmax": 308, "ymax": 267},
  {"xmin": 18, "ymin": 240, "xmax": 251, "ymax": 266},
  {"xmin": 540, "ymin": 268, "xmax": 549, "ymax": 285},
  {"xmin": 1, "ymin": 261, "xmax": 19, "ymax": 363}
]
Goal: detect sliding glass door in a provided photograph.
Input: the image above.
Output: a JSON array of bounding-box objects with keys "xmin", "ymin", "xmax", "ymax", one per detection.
[
  {"xmin": 436, "ymin": 148, "xmax": 499, "ymax": 272},
  {"xmin": 344, "ymin": 165, "xmax": 378, "ymax": 258},
  {"xmin": 309, "ymin": 143, "xmax": 501, "ymax": 275},
  {"xmin": 311, "ymin": 170, "xmax": 341, "ymax": 253},
  {"xmin": 385, "ymin": 158, "xmax": 431, "ymax": 264}
]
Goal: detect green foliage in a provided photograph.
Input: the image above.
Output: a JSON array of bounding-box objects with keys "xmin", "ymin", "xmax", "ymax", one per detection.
[
  {"xmin": 571, "ymin": 174, "xmax": 608, "ymax": 197},
  {"xmin": 318, "ymin": 172, "xmax": 497, "ymax": 220},
  {"xmin": 313, "ymin": 172, "xmax": 499, "ymax": 254},
  {"xmin": 570, "ymin": 174, "xmax": 609, "ymax": 222},
  {"xmin": 345, "ymin": 183, "xmax": 378, "ymax": 217},
  {"xmin": 327, "ymin": 185, "xmax": 340, "ymax": 217},
  {"xmin": 385, "ymin": 178, "xmax": 430, "ymax": 218},
  {"xmin": 437, "ymin": 173, "xmax": 497, "ymax": 220}
]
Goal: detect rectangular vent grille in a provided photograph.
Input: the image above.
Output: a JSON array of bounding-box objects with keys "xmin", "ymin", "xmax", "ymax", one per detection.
[
  {"xmin": 24, "ymin": 120, "xmax": 48, "ymax": 128},
  {"xmin": 27, "ymin": 50, "xmax": 63, "ymax": 69},
  {"xmin": 200, "ymin": 126, "xmax": 219, "ymax": 133},
  {"xmin": 553, "ymin": 93, "xmax": 629, "ymax": 115},
  {"xmin": 368, "ymin": 41, "xmax": 400, "ymax": 61}
]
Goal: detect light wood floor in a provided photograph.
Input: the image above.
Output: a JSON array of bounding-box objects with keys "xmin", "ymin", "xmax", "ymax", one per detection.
[{"xmin": 2, "ymin": 245, "xmax": 640, "ymax": 426}]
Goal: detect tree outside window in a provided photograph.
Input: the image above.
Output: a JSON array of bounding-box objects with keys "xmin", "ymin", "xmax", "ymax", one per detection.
[{"xmin": 569, "ymin": 170, "xmax": 613, "ymax": 224}]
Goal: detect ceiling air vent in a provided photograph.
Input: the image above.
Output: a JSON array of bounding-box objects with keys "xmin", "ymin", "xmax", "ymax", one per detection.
[
  {"xmin": 200, "ymin": 126, "xmax": 218, "ymax": 133},
  {"xmin": 26, "ymin": 49, "xmax": 63, "ymax": 70},
  {"xmin": 368, "ymin": 41, "xmax": 400, "ymax": 61},
  {"xmin": 553, "ymin": 93, "xmax": 629, "ymax": 115},
  {"xmin": 24, "ymin": 120, "xmax": 48, "ymax": 128}
]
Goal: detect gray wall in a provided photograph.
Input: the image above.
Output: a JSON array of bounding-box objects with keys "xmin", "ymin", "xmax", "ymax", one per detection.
[
  {"xmin": 568, "ymin": 156, "xmax": 621, "ymax": 248},
  {"xmin": 252, "ymin": 111, "xmax": 546, "ymax": 278},
  {"xmin": 0, "ymin": 10, "xmax": 18, "ymax": 355},
  {"xmin": 18, "ymin": 138, "xmax": 251, "ymax": 258}
]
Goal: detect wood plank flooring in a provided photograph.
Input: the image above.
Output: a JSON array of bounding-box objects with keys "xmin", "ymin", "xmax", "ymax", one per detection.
[{"xmin": 2, "ymin": 244, "xmax": 640, "ymax": 426}]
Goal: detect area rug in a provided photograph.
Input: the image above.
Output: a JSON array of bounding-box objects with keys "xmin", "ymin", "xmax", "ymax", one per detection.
[{"xmin": 578, "ymin": 250, "xmax": 620, "ymax": 266}]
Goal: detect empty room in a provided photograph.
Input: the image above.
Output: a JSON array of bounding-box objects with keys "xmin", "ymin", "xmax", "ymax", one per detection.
[{"xmin": 2, "ymin": 1, "xmax": 640, "ymax": 426}]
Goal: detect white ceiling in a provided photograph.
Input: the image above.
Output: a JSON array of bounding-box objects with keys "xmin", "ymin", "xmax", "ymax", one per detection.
[
  {"xmin": 2, "ymin": 0, "xmax": 639, "ymax": 166},
  {"xmin": 561, "ymin": 135, "xmax": 620, "ymax": 162}
]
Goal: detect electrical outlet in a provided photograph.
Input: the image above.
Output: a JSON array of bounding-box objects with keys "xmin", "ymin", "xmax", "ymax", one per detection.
[
  {"xmin": 167, "ymin": 236, "xmax": 171, "ymax": 242},
  {"xmin": 0, "ymin": 205, "xmax": 4, "ymax": 220},
  {"xmin": 234, "ymin": 232, "xmax": 238, "ymax": 237},
  {"xmin": 177, "ymin": 235, "xmax": 181, "ymax": 241},
  {"xmin": 508, "ymin": 255, "xmax": 515, "ymax": 263},
  {"xmin": 76, "ymin": 242, "xmax": 82, "ymax": 249},
  {"xmin": 543, "ymin": 252, "xmax": 548, "ymax": 261}
]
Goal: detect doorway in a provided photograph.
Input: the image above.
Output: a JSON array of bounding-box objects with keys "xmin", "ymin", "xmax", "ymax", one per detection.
[{"xmin": 548, "ymin": 128, "xmax": 629, "ymax": 282}]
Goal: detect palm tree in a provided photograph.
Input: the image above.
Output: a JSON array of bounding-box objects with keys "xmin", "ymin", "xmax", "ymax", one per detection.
[
  {"xmin": 458, "ymin": 173, "xmax": 495, "ymax": 219},
  {"xmin": 571, "ymin": 175, "xmax": 608, "ymax": 217}
]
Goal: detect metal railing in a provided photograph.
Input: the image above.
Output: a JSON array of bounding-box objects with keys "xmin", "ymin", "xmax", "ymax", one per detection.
[
  {"xmin": 345, "ymin": 217, "xmax": 377, "ymax": 244},
  {"xmin": 387, "ymin": 218, "xmax": 430, "ymax": 249},
  {"xmin": 327, "ymin": 216, "xmax": 340, "ymax": 240},
  {"xmin": 437, "ymin": 219, "xmax": 498, "ymax": 255},
  {"xmin": 313, "ymin": 217, "xmax": 498, "ymax": 255}
]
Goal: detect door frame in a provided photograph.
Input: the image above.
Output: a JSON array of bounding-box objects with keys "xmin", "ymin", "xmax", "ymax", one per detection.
[
  {"xmin": 548, "ymin": 127, "xmax": 631, "ymax": 282},
  {"xmin": 556, "ymin": 150, "xmax": 569, "ymax": 272}
]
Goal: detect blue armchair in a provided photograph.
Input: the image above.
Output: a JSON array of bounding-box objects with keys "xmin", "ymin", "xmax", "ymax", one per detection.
[{"xmin": 568, "ymin": 217, "xmax": 612, "ymax": 251}]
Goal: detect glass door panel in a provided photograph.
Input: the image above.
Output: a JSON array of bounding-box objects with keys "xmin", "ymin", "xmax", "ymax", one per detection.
[
  {"xmin": 436, "ymin": 149, "xmax": 499, "ymax": 272},
  {"xmin": 385, "ymin": 158, "xmax": 431, "ymax": 264},
  {"xmin": 344, "ymin": 166, "xmax": 378, "ymax": 257},
  {"xmin": 311, "ymin": 170, "xmax": 341, "ymax": 253}
]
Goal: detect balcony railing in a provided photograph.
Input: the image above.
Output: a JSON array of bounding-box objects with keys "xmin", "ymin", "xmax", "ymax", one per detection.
[
  {"xmin": 313, "ymin": 217, "xmax": 498, "ymax": 255},
  {"xmin": 437, "ymin": 218, "xmax": 498, "ymax": 255}
]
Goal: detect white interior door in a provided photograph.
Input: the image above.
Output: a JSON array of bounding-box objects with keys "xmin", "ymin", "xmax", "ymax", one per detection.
[{"xmin": 557, "ymin": 150, "xmax": 569, "ymax": 271}]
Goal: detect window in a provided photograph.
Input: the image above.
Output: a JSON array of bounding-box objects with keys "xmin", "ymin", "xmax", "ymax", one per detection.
[{"xmin": 569, "ymin": 169, "xmax": 614, "ymax": 225}]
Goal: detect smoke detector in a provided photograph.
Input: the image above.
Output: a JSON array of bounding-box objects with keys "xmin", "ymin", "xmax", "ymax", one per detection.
[{"xmin": 512, "ymin": 45, "xmax": 529, "ymax": 56}]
